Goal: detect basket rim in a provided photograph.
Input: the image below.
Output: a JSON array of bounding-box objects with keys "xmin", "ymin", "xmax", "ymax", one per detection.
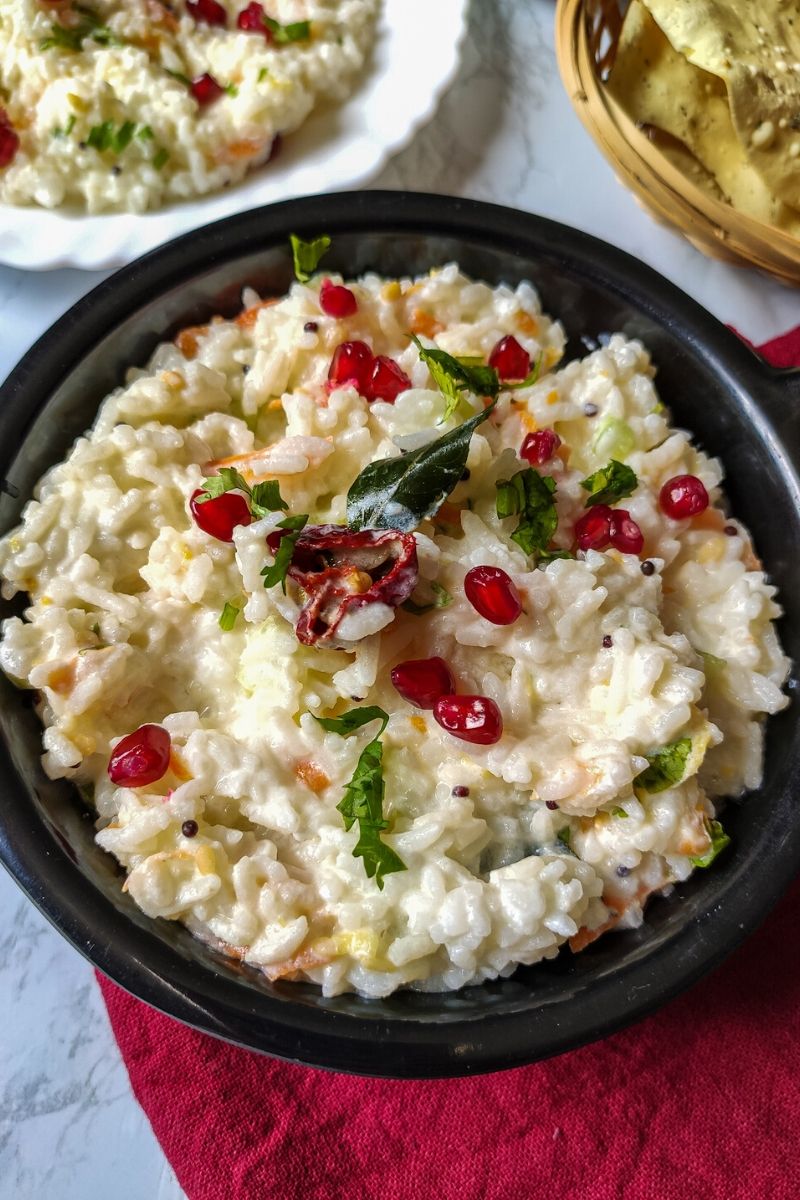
[{"xmin": 555, "ymin": 0, "xmax": 800, "ymax": 282}]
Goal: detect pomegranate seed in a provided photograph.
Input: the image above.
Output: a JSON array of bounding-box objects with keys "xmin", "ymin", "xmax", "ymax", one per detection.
[
  {"xmin": 0, "ymin": 125, "xmax": 18, "ymax": 168},
  {"xmin": 464, "ymin": 565, "xmax": 522, "ymax": 625},
  {"xmin": 236, "ymin": 0, "xmax": 272, "ymax": 36},
  {"xmin": 319, "ymin": 278, "xmax": 358, "ymax": 319},
  {"xmin": 433, "ymin": 695, "xmax": 504, "ymax": 745},
  {"xmin": 364, "ymin": 356, "xmax": 411, "ymax": 404},
  {"xmin": 327, "ymin": 340, "xmax": 374, "ymax": 393},
  {"xmin": 0, "ymin": 110, "xmax": 19, "ymax": 169},
  {"xmin": 659, "ymin": 474, "xmax": 709, "ymax": 519},
  {"xmin": 609, "ymin": 509, "xmax": 644, "ymax": 555},
  {"xmin": 190, "ymin": 487, "xmax": 251, "ymax": 542},
  {"xmin": 488, "ymin": 335, "xmax": 530, "ymax": 382},
  {"xmin": 520, "ymin": 429, "xmax": 561, "ymax": 466},
  {"xmin": 190, "ymin": 73, "xmax": 224, "ymax": 106},
  {"xmin": 575, "ymin": 504, "xmax": 613, "ymax": 551},
  {"xmin": 391, "ymin": 657, "xmax": 455, "ymax": 709},
  {"xmin": 108, "ymin": 724, "xmax": 171, "ymax": 788},
  {"xmin": 186, "ymin": 0, "xmax": 226, "ymax": 23}
]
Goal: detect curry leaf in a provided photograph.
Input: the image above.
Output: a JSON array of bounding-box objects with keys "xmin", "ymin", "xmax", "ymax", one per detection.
[{"xmin": 347, "ymin": 401, "xmax": 496, "ymax": 532}]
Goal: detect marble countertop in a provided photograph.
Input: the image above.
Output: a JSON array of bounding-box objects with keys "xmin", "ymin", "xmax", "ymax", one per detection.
[{"xmin": 1, "ymin": 1, "xmax": 797, "ymax": 1196}]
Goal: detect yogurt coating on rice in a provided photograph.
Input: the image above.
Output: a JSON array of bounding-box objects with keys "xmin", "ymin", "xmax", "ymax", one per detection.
[
  {"xmin": 0, "ymin": 264, "xmax": 790, "ymax": 998},
  {"xmin": 0, "ymin": 0, "xmax": 376, "ymax": 212}
]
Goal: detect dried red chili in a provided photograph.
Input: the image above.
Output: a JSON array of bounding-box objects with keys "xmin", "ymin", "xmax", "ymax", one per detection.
[{"xmin": 285, "ymin": 525, "xmax": 418, "ymax": 646}]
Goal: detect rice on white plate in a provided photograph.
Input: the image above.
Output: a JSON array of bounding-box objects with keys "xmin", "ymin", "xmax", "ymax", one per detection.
[
  {"xmin": 0, "ymin": 258, "xmax": 790, "ymax": 998},
  {"xmin": 0, "ymin": 0, "xmax": 377, "ymax": 212}
]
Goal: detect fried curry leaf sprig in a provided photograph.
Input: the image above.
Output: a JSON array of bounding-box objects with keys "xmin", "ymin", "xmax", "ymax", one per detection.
[{"xmin": 347, "ymin": 401, "xmax": 497, "ymax": 532}]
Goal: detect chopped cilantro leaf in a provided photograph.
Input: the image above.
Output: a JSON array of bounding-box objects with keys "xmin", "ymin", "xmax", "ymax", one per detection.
[
  {"xmin": 315, "ymin": 706, "xmax": 389, "ymax": 739},
  {"xmin": 411, "ymin": 334, "xmax": 499, "ymax": 421},
  {"xmin": 580, "ymin": 459, "xmax": 638, "ymax": 507},
  {"xmin": 556, "ymin": 825, "xmax": 572, "ymax": 849},
  {"xmin": 401, "ymin": 580, "xmax": 453, "ymax": 616},
  {"xmin": 538, "ymin": 548, "xmax": 574, "ymax": 566},
  {"xmin": 152, "ymin": 147, "xmax": 169, "ymax": 170},
  {"xmin": 263, "ymin": 16, "xmax": 311, "ymax": 42},
  {"xmin": 198, "ymin": 471, "xmax": 292, "ymax": 555},
  {"xmin": 137, "ymin": 124, "xmax": 154, "ymax": 141},
  {"xmin": 40, "ymin": 6, "xmax": 122, "ymax": 52},
  {"xmin": 196, "ymin": 467, "xmax": 250, "ymax": 501},
  {"xmin": 690, "ymin": 819, "xmax": 731, "ymax": 868},
  {"xmin": 224, "ymin": 82, "xmax": 239, "ymax": 97},
  {"xmin": 52, "ymin": 115, "xmax": 77, "ymax": 138},
  {"xmin": 260, "ymin": 514, "xmax": 308, "ymax": 592},
  {"xmin": 257, "ymin": 67, "xmax": 270, "ymax": 82},
  {"xmin": 86, "ymin": 121, "xmax": 114, "ymax": 152},
  {"xmin": 86, "ymin": 119, "xmax": 138, "ymax": 155},
  {"xmin": 495, "ymin": 467, "xmax": 558, "ymax": 558},
  {"xmin": 314, "ymin": 707, "xmax": 405, "ymax": 888},
  {"xmin": 611, "ymin": 806, "xmax": 628, "ymax": 819},
  {"xmin": 431, "ymin": 580, "xmax": 452, "ymax": 605},
  {"xmin": 634, "ymin": 737, "xmax": 692, "ymax": 793},
  {"xmin": 699, "ymin": 649, "xmax": 727, "ymax": 672},
  {"xmin": 198, "ymin": 471, "xmax": 289, "ymax": 523},
  {"xmin": 290, "ymin": 233, "xmax": 331, "ymax": 283},
  {"xmin": 112, "ymin": 120, "xmax": 136, "ymax": 153},
  {"xmin": 249, "ymin": 479, "xmax": 288, "ymax": 519}
]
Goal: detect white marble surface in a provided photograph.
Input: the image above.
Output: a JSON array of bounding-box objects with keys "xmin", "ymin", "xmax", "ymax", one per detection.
[{"xmin": 0, "ymin": 1, "xmax": 798, "ymax": 1197}]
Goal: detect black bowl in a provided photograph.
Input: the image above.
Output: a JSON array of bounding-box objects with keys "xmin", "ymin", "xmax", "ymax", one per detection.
[{"xmin": 1, "ymin": 192, "xmax": 798, "ymax": 1078}]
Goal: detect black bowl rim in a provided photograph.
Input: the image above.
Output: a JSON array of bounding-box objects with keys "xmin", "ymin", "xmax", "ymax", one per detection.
[{"xmin": 1, "ymin": 191, "xmax": 799, "ymax": 1078}]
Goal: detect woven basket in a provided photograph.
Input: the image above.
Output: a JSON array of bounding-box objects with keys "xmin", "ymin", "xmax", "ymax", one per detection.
[{"xmin": 555, "ymin": 0, "xmax": 800, "ymax": 285}]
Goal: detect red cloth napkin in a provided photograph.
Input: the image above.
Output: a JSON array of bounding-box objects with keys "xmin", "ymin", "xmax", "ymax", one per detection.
[{"xmin": 97, "ymin": 326, "xmax": 800, "ymax": 1200}]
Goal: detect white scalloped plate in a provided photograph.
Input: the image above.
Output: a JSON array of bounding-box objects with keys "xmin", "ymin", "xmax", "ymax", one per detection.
[{"xmin": 0, "ymin": 0, "xmax": 467, "ymax": 271}]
